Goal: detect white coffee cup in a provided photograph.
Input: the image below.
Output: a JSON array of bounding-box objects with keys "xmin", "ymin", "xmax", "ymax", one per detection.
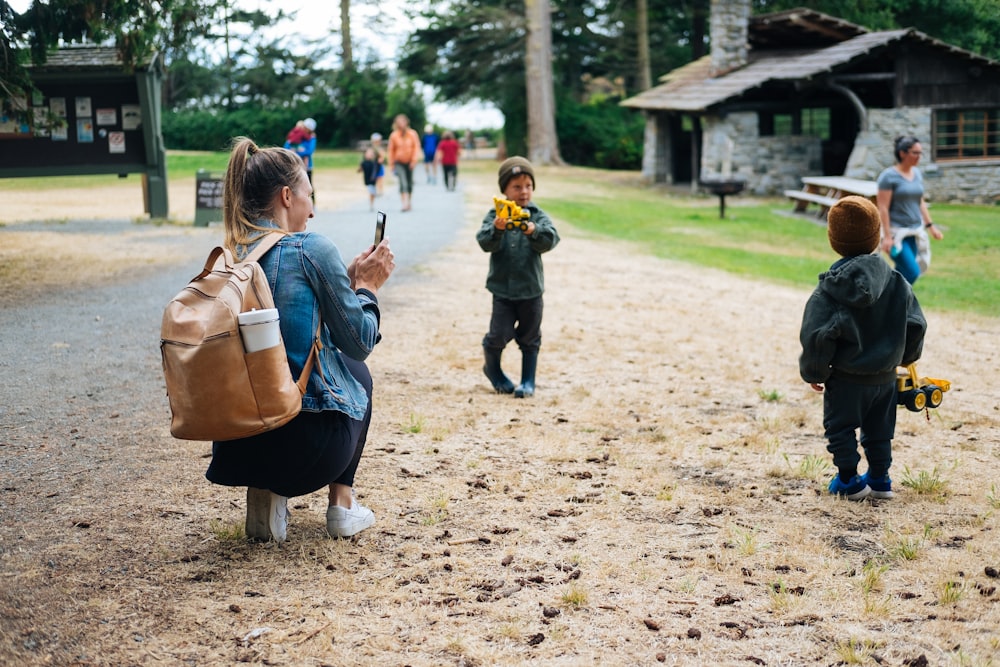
[{"xmin": 237, "ymin": 308, "xmax": 280, "ymax": 353}]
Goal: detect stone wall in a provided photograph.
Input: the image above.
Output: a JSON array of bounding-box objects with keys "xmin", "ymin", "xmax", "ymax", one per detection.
[
  {"xmin": 648, "ymin": 105, "xmax": 1000, "ymax": 203},
  {"xmin": 641, "ymin": 115, "xmax": 670, "ymax": 183},
  {"xmin": 700, "ymin": 112, "xmax": 821, "ymax": 195},
  {"xmin": 697, "ymin": 107, "xmax": 1000, "ymax": 203}
]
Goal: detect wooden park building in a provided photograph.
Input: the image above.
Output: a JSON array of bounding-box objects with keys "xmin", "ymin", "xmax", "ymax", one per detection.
[{"xmin": 622, "ymin": 1, "xmax": 1000, "ymax": 204}]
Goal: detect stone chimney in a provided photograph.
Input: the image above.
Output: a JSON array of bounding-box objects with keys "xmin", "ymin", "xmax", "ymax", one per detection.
[{"xmin": 710, "ymin": 0, "xmax": 751, "ymax": 77}]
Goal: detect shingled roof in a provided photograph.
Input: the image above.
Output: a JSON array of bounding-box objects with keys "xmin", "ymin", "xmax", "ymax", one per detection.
[
  {"xmin": 26, "ymin": 45, "xmax": 157, "ymax": 73},
  {"xmin": 623, "ymin": 9, "xmax": 1000, "ymax": 114},
  {"xmin": 624, "ymin": 29, "xmax": 910, "ymax": 112},
  {"xmin": 27, "ymin": 46, "xmax": 122, "ymax": 70},
  {"xmin": 748, "ymin": 8, "xmax": 867, "ymax": 49}
]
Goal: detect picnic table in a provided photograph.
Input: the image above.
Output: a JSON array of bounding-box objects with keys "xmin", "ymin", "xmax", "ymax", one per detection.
[{"xmin": 784, "ymin": 176, "xmax": 878, "ymax": 218}]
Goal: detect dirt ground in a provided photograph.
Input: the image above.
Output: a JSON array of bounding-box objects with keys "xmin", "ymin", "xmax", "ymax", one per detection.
[{"xmin": 1, "ymin": 166, "xmax": 999, "ymax": 666}]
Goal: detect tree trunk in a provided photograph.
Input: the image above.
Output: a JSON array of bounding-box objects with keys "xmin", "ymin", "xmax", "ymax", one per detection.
[
  {"xmin": 524, "ymin": 0, "xmax": 563, "ymax": 165},
  {"xmin": 636, "ymin": 0, "xmax": 651, "ymax": 90},
  {"xmin": 340, "ymin": 0, "xmax": 353, "ymax": 71}
]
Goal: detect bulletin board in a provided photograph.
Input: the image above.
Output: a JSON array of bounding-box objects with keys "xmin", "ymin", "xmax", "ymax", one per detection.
[
  {"xmin": 0, "ymin": 47, "xmax": 169, "ymax": 218},
  {"xmin": 0, "ymin": 80, "xmax": 148, "ymax": 168}
]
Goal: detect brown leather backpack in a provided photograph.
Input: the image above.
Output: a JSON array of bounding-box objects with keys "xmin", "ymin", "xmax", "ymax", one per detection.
[{"xmin": 160, "ymin": 232, "xmax": 319, "ymax": 441}]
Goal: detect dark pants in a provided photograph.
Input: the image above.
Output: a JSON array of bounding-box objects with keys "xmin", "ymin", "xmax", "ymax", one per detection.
[
  {"xmin": 206, "ymin": 356, "xmax": 373, "ymax": 498},
  {"xmin": 483, "ymin": 295, "xmax": 543, "ymax": 352},
  {"xmin": 443, "ymin": 165, "xmax": 458, "ymax": 190},
  {"xmin": 822, "ymin": 376, "xmax": 896, "ymax": 479}
]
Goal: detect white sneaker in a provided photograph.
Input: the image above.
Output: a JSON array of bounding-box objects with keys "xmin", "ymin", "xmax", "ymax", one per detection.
[
  {"xmin": 246, "ymin": 487, "xmax": 288, "ymax": 542},
  {"xmin": 326, "ymin": 499, "xmax": 375, "ymax": 538}
]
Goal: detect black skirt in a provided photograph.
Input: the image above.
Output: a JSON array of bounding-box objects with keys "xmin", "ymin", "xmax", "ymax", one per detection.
[{"xmin": 206, "ymin": 358, "xmax": 372, "ymax": 498}]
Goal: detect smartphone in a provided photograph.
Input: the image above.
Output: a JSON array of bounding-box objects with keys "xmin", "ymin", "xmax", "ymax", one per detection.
[{"xmin": 374, "ymin": 210, "xmax": 387, "ymax": 246}]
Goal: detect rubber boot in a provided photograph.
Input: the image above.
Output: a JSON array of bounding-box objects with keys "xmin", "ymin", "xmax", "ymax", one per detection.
[
  {"xmin": 483, "ymin": 347, "xmax": 515, "ymax": 394},
  {"xmin": 514, "ymin": 349, "xmax": 538, "ymax": 398}
]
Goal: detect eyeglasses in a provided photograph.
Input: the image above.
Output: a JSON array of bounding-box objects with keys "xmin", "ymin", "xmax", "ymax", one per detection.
[{"xmin": 909, "ymin": 150, "xmax": 923, "ymax": 155}]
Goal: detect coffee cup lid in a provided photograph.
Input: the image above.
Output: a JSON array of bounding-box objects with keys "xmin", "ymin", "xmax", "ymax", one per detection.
[{"xmin": 238, "ymin": 308, "xmax": 279, "ymax": 325}]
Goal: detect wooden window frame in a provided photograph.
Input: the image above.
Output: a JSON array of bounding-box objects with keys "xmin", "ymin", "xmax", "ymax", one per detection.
[{"xmin": 933, "ymin": 109, "xmax": 1000, "ymax": 160}]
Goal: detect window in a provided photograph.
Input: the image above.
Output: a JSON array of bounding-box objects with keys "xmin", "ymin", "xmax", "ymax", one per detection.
[
  {"xmin": 773, "ymin": 113, "xmax": 795, "ymax": 136},
  {"xmin": 802, "ymin": 108, "xmax": 830, "ymax": 139},
  {"xmin": 934, "ymin": 109, "xmax": 1000, "ymax": 160},
  {"xmin": 758, "ymin": 108, "xmax": 830, "ymax": 138}
]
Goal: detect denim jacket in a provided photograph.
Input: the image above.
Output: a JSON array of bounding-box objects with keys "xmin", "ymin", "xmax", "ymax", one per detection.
[{"xmin": 240, "ymin": 222, "xmax": 381, "ymax": 420}]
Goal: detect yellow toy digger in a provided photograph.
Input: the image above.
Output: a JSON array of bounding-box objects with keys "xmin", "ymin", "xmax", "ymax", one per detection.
[
  {"xmin": 897, "ymin": 363, "xmax": 950, "ymax": 412},
  {"xmin": 493, "ymin": 197, "xmax": 531, "ymax": 231}
]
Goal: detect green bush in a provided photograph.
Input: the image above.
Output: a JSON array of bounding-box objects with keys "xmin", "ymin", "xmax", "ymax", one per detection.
[
  {"xmin": 556, "ymin": 97, "xmax": 644, "ymax": 169},
  {"xmin": 162, "ymin": 65, "xmax": 425, "ymax": 152},
  {"xmin": 163, "ymin": 107, "xmax": 308, "ymax": 151}
]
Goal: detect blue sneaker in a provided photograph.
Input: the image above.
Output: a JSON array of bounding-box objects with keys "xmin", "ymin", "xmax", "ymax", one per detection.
[
  {"xmin": 828, "ymin": 474, "xmax": 871, "ymax": 501},
  {"xmin": 861, "ymin": 472, "xmax": 894, "ymax": 499}
]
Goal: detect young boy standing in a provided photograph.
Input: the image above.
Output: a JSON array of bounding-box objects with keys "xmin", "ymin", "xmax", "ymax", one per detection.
[
  {"xmin": 358, "ymin": 146, "xmax": 380, "ymax": 211},
  {"xmin": 477, "ymin": 157, "xmax": 560, "ymax": 398},
  {"xmin": 799, "ymin": 196, "xmax": 926, "ymax": 500}
]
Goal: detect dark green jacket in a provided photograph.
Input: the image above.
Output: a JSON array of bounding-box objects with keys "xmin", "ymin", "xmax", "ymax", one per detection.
[
  {"xmin": 799, "ymin": 254, "xmax": 926, "ymax": 385},
  {"xmin": 476, "ymin": 202, "xmax": 559, "ymax": 300}
]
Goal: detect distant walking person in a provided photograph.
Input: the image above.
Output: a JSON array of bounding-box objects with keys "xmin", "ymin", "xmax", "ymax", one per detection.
[
  {"xmin": 463, "ymin": 129, "xmax": 475, "ymax": 156},
  {"xmin": 369, "ymin": 132, "xmax": 386, "ymax": 197},
  {"xmin": 285, "ymin": 120, "xmax": 310, "ymax": 153},
  {"xmin": 284, "ymin": 117, "xmax": 317, "ymax": 201},
  {"xmin": 876, "ymin": 135, "xmax": 944, "ymax": 284},
  {"xmin": 422, "ymin": 123, "xmax": 439, "ymax": 184},
  {"xmin": 387, "ymin": 114, "xmax": 421, "ymax": 212},
  {"xmin": 435, "ymin": 130, "xmax": 461, "ymax": 191},
  {"xmin": 359, "ymin": 146, "xmax": 380, "ymax": 211}
]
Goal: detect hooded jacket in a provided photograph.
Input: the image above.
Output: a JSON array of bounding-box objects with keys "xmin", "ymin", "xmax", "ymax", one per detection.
[
  {"xmin": 799, "ymin": 254, "xmax": 926, "ymax": 385},
  {"xmin": 476, "ymin": 202, "xmax": 559, "ymax": 300}
]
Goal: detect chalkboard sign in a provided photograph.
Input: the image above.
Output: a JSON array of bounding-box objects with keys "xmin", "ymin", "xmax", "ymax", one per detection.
[{"xmin": 194, "ymin": 169, "xmax": 224, "ymax": 227}]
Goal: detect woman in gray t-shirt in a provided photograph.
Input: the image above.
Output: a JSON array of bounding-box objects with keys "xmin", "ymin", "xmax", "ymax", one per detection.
[{"xmin": 876, "ymin": 135, "xmax": 944, "ymax": 284}]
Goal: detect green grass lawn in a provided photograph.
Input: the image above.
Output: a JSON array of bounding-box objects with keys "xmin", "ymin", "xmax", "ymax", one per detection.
[
  {"xmin": 165, "ymin": 149, "xmax": 360, "ymax": 176},
  {"xmin": 539, "ymin": 174, "xmax": 999, "ymax": 318},
  {"xmin": 4, "ymin": 152, "xmax": 996, "ymax": 317}
]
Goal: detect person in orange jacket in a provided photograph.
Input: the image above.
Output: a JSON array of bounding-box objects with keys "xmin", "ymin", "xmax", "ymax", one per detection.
[{"xmin": 387, "ymin": 114, "xmax": 421, "ymax": 212}]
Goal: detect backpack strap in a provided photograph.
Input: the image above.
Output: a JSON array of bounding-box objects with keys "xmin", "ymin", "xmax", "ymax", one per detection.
[
  {"xmin": 243, "ymin": 231, "xmax": 285, "ymax": 263},
  {"xmin": 296, "ymin": 332, "xmax": 322, "ymax": 393}
]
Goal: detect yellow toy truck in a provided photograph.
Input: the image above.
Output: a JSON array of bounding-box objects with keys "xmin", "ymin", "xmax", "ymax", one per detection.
[
  {"xmin": 493, "ymin": 197, "xmax": 531, "ymax": 231},
  {"xmin": 897, "ymin": 363, "xmax": 951, "ymax": 412}
]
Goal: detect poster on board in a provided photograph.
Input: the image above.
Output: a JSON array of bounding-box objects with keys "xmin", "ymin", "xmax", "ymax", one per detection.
[
  {"xmin": 75, "ymin": 96, "xmax": 92, "ymax": 117},
  {"xmin": 96, "ymin": 108, "xmax": 116, "ymax": 125},
  {"xmin": 77, "ymin": 118, "xmax": 94, "ymax": 143},
  {"xmin": 121, "ymin": 104, "xmax": 141, "ymax": 130},
  {"xmin": 108, "ymin": 131, "xmax": 126, "ymax": 153},
  {"xmin": 50, "ymin": 97, "xmax": 67, "ymax": 118}
]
